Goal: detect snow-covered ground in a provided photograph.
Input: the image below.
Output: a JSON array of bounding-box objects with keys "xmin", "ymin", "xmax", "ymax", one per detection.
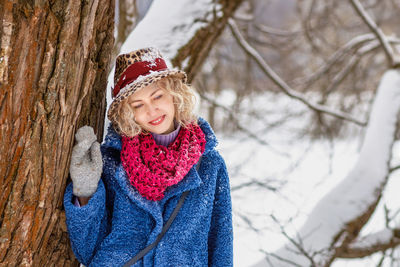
[{"xmin": 203, "ymin": 88, "xmax": 400, "ymax": 267}]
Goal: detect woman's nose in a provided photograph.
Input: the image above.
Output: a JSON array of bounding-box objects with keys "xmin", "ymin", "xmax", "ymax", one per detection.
[{"xmin": 146, "ymin": 104, "xmax": 158, "ymax": 115}]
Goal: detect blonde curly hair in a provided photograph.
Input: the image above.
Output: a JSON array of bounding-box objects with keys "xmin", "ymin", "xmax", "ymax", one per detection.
[{"xmin": 114, "ymin": 77, "xmax": 197, "ymax": 137}]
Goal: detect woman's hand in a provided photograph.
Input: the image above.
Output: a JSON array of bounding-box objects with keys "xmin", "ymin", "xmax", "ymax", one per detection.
[{"xmin": 70, "ymin": 126, "xmax": 103, "ymax": 199}]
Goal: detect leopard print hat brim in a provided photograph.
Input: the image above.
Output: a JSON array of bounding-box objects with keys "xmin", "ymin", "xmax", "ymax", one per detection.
[{"xmin": 107, "ymin": 69, "xmax": 186, "ymax": 133}]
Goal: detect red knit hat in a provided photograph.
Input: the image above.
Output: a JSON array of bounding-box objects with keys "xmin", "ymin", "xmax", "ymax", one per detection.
[{"xmin": 107, "ymin": 47, "xmax": 187, "ymax": 131}]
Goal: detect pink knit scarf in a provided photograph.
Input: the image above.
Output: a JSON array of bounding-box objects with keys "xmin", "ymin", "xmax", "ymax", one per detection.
[{"xmin": 121, "ymin": 124, "xmax": 206, "ymax": 201}]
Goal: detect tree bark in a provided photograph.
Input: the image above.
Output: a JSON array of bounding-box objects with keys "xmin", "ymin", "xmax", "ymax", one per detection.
[{"xmin": 0, "ymin": 1, "xmax": 114, "ymax": 266}]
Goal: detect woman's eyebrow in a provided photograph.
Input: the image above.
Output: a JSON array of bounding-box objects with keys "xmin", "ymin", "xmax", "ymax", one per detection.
[
  {"xmin": 150, "ymin": 88, "xmax": 162, "ymax": 97},
  {"xmin": 131, "ymin": 89, "xmax": 162, "ymax": 103}
]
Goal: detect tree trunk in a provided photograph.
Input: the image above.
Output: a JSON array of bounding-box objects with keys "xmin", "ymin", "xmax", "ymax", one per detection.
[
  {"xmin": 113, "ymin": 0, "xmax": 138, "ymax": 61},
  {"xmin": 172, "ymin": 0, "xmax": 244, "ymax": 82},
  {"xmin": 0, "ymin": 1, "xmax": 114, "ymax": 266}
]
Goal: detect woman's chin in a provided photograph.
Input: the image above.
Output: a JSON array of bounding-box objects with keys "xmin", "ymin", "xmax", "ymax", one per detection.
[
  {"xmin": 146, "ymin": 125, "xmax": 171, "ymax": 135},
  {"xmin": 142, "ymin": 116, "xmax": 174, "ymax": 135}
]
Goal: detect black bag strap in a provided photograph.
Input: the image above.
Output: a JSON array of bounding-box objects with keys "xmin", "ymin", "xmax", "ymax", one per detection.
[{"xmin": 123, "ymin": 157, "xmax": 202, "ymax": 267}]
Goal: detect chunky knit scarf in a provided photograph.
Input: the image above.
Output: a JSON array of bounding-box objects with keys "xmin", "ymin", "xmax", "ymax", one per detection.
[{"xmin": 121, "ymin": 124, "xmax": 206, "ymax": 201}]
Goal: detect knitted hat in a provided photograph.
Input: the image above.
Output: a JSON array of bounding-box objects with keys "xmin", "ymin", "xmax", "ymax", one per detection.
[{"xmin": 107, "ymin": 47, "xmax": 187, "ymax": 127}]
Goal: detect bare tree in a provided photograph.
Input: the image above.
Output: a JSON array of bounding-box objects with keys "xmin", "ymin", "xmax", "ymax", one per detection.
[
  {"xmin": 225, "ymin": 0, "xmax": 400, "ymax": 265},
  {"xmin": 197, "ymin": 0, "xmax": 399, "ymax": 136}
]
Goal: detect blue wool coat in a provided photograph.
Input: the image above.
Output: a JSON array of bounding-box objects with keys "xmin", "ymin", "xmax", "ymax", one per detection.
[{"xmin": 64, "ymin": 118, "xmax": 233, "ymax": 267}]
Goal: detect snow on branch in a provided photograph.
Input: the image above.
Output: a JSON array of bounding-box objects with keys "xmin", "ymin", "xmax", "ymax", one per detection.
[
  {"xmin": 119, "ymin": 0, "xmax": 220, "ymax": 65},
  {"xmin": 349, "ymin": 0, "xmax": 400, "ymax": 67},
  {"xmin": 323, "ymin": 40, "xmax": 380, "ymax": 95},
  {"xmin": 321, "ymin": 38, "xmax": 400, "ymax": 95},
  {"xmin": 294, "ymin": 34, "xmax": 400, "ymax": 88},
  {"xmin": 338, "ymin": 228, "xmax": 400, "ymax": 258},
  {"xmin": 254, "ymin": 70, "xmax": 400, "ymax": 266},
  {"xmin": 293, "ymin": 33, "xmax": 376, "ymax": 86},
  {"xmin": 228, "ymin": 19, "xmax": 366, "ymax": 127}
]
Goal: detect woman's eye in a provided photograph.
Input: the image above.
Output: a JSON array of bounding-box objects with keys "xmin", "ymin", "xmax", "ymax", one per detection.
[
  {"xmin": 154, "ymin": 94, "xmax": 163, "ymax": 100},
  {"xmin": 133, "ymin": 104, "xmax": 143, "ymax": 109}
]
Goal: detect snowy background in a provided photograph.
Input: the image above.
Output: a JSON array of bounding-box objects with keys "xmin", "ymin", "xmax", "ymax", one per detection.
[
  {"xmin": 208, "ymin": 90, "xmax": 400, "ymax": 266},
  {"xmin": 111, "ymin": 0, "xmax": 400, "ymax": 266}
]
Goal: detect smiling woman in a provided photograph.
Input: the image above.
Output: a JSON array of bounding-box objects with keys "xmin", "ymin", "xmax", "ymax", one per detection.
[
  {"xmin": 63, "ymin": 47, "xmax": 233, "ymax": 267},
  {"xmin": 127, "ymin": 82, "xmax": 176, "ymax": 134},
  {"xmin": 116, "ymin": 77, "xmax": 196, "ymax": 136}
]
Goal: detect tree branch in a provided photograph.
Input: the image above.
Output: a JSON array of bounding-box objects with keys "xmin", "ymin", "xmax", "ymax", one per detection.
[
  {"xmin": 255, "ymin": 23, "xmax": 302, "ymax": 37},
  {"xmin": 293, "ymin": 35, "xmax": 400, "ymax": 88},
  {"xmin": 198, "ymin": 92, "xmax": 274, "ymax": 149},
  {"xmin": 260, "ymin": 249, "xmax": 304, "ymax": 267},
  {"xmin": 389, "ymin": 165, "xmax": 400, "ymax": 173},
  {"xmin": 337, "ymin": 229, "xmax": 400, "ymax": 258},
  {"xmin": 228, "ymin": 18, "xmax": 367, "ymax": 126},
  {"xmin": 270, "ymin": 215, "xmax": 318, "ymax": 266},
  {"xmin": 324, "ymin": 39, "xmax": 382, "ymax": 95},
  {"xmin": 349, "ymin": 0, "xmax": 400, "ymax": 67},
  {"xmin": 293, "ymin": 33, "xmax": 376, "ymax": 87}
]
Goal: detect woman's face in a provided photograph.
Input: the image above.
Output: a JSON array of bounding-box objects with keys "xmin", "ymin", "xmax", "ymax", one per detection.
[{"xmin": 127, "ymin": 81, "xmax": 175, "ymax": 134}]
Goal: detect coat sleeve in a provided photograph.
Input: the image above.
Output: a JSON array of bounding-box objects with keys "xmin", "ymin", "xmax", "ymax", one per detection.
[
  {"xmin": 208, "ymin": 156, "xmax": 234, "ymax": 267},
  {"xmin": 63, "ymin": 178, "xmax": 110, "ymax": 265}
]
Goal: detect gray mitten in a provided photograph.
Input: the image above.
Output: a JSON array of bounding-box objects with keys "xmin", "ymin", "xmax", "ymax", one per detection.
[{"xmin": 70, "ymin": 126, "xmax": 103, "ymax": 197}]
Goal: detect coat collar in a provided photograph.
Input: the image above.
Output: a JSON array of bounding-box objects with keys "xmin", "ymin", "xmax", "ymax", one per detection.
[{"xmin": 102, "ymin": 117, "xmax": 217, "ymax": 226}]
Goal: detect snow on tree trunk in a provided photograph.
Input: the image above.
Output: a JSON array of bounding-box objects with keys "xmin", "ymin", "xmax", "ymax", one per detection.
[
  {"xmin": 0, "ymin": 1, "xmax": 114, "ymax": 266},
  {"xmin": 118, "ymin": 0, "xmax": 244, "ymax": 82},
  {"xmin": 255, "ymin": 69, "xmax": 400, "ymax": 267}
]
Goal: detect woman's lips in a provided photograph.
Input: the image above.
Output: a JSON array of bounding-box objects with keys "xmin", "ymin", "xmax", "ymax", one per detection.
[{"xmin": 149, "ymin": 115, "xmax": 165, "ymax": 126}]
